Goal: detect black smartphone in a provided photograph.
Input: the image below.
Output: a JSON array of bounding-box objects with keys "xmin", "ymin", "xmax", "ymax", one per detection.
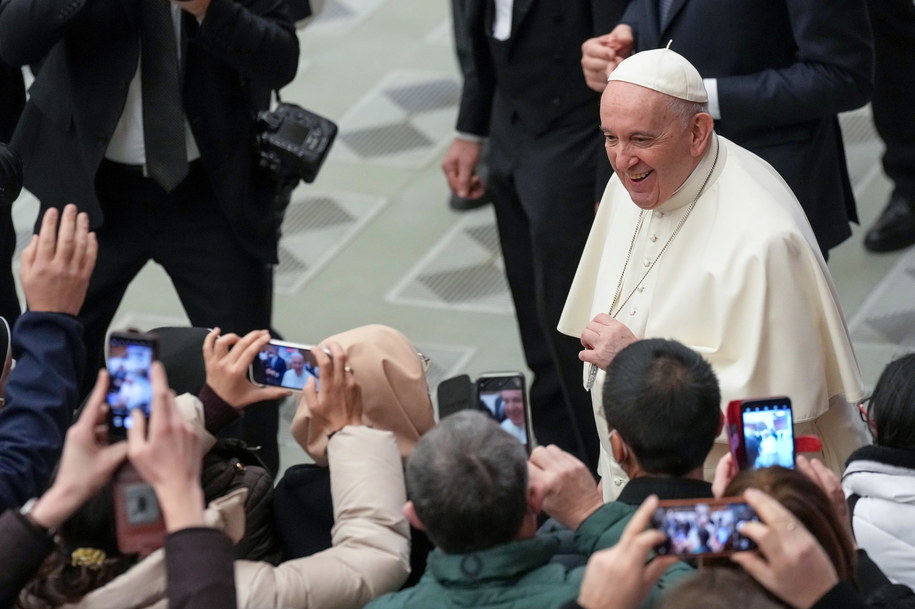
[
  {"xmin": 249, "ymin": 338, "xmax": 320, "ymax": 391},
  {"xmin": 436, "ymin": 374, "xmax": 474, "ymax": 420},
  {"xmin": 651, "ymin": 497, "xmax": 759, "ymax": 558},
  {"xmin": 106, "ymin": 331, "xmax": 158, "ymax": 441},
  {"xmin": 740, "ymin": 397, "xmax": 795, "ymax": 470},
  {"xmin": 113, "ymin": 463, "xmax": 166, "ymax": 555},
  {"xmin": 476, "ymin": 372, "xmax": 531, "ymax": 452}
]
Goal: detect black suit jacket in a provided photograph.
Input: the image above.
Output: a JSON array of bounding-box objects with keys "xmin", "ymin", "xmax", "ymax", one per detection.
[
  {"xmin": 454, "ymin": 0, "xmax": 627, "ymax": 138},
  {"xmin": 0, "ymin": 0, "xmax": 299, "ymax": 263},
  {"xmin": 621, "ymin": 0, "xmax": 873, "ymax": 251}
]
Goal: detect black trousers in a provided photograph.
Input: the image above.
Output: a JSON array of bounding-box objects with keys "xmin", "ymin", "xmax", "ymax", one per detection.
[
  {"xmin": 487, "ymin": 95, "xmax": 601, "ymax": 471},
  {"xmin": 81, "ymin": 159, "xmax": 279, "ymax": 472},
  {"xmin": 868, "ymin": 0, "xmax": 915, "ymax": 199}
]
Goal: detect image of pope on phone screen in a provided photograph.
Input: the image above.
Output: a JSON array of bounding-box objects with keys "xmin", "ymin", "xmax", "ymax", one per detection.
[
  {"xmin": 477, "ymin": 373, "xmax": 529, "ymax": 448},
  {"xmin": 250, "ymin": 340, "xmax": 318, "ymax": 391},
  {"xmin": 742, "ymin": 401, "xmax": 794, "ymax": 469},
  {"xmin": 106, "ymin": 334, "xmax": 156, "ymax": 437}
]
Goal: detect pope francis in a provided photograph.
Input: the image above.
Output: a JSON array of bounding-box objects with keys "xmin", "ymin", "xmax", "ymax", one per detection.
[{"xmin": 558, "ymin": 48, "xmax": 869, "ymax": 498}]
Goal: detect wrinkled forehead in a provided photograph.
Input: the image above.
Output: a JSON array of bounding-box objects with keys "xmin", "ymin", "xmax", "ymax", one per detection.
[{"xmin": 600, "ymin": 81, "xmax": 670, "ymax": 128}]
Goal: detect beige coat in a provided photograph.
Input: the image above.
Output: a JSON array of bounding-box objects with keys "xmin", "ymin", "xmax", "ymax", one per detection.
[{"xmin": 58, "ymin": 425, "xmax": 411, "ymax": 609}]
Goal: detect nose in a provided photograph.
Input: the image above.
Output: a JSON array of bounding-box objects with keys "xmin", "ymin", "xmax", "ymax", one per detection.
[{"xmin": 607, "ymin": 142, "xmax": 638, "ymax": 172}]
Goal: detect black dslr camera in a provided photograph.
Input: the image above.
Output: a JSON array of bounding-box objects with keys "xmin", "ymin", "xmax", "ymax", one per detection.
[{"xmin": 255, "ymin": 103, "xmax": 337, "ymax": 185}]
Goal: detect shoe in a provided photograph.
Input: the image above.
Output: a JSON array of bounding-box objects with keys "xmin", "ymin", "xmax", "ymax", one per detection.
[
  {"xmin": 449, "ymin": 191, "xmax": 492, "ymax": 212},
  {"xmin": 864, "ymin": 192, "xmax": 915, "ymax": 253}
]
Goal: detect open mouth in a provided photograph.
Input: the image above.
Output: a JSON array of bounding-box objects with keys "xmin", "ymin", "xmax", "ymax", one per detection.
[{"xmin": 630, "ymin": 170, "xmax": 652, "ymax": 183}]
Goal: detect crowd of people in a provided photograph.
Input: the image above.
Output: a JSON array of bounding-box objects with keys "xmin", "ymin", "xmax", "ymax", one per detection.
[{"xmin": 1, "ymin": 0, "xmax": 914, "ymax": 607}]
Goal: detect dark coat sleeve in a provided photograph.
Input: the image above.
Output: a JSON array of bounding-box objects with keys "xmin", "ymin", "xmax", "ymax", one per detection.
[
  {"xmin": 0, "ymin": 312, "xmax": 84, "ymax": 512},
  {"xmin": 189, "ymin": 0, "xmax": 299, "ymax": 89},
  {"xmin": 452, "ymin": 0, "xmax": 496, "ymax": 136},
  {"xmin": 0, "ymin": 510, "xmax": 56, "ymax": 609},
  {"xmin": 165, "ymin": 528, "xmax": 237, "ymax": 609},
  {"xmin": 703, "ymin": 0, "xmax": 874, "ymax": 131}
]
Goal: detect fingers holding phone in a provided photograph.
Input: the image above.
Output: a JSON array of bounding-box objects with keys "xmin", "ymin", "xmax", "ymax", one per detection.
[
  {"xmin": 127, "ymin": 361, "xmax": 205, "ymax": 532},
  {"xmin": 298, "ymin": 341, "xmax": 363, "ymax": 434},
  {"xmin": 27, "ymin": 369, "xmax": 129, "ymax": 532},
  {"xmin": 729, "ymin": 488, "xmax": 839, "ymax": 609},
  {"xmin": 576, "ymin": 495, "xmax": 679, "ymax": 609},
  {"xmin": 204, "ymin": 328, "xmax": 291, "ymax": 409}
]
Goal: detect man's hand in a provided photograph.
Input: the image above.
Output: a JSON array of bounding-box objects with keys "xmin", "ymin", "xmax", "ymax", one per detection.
[
  {"xmin": 795, "ymin": 455, "xmax": 856, "ymax": 549},
  {"xmin": 441, "ymin": 138, "xmax": 485, "ymax": 199},
  {"xmin": 576, "ymin": 495, "xmax": 679, "ymax": 609},
  {"xmin": 730, "ymin": 488, "xmax": 839, "ymax": 609},
  {"xmin": 711, "ymin": 452, "xmax": 739, "ymax": 498},
  {"xmin": 299, "ymin": 341, "xmax": 363, "ymax": 434},
  {"xmin": 29, "ymin": 370, "xmax": 129, "ymax": 530},
  {"xmin": 579, "ymin": 313, "xmax": 638, "ymax": 370},
  {"xmin": 20, "ymin": 204, "xmax": 97, "ymax": 315},
  {"xmin": 128, "ymin": 362, "xmax": 205, "ymax": 532},
  {"xmin": 580, "ymin": 25, "xmax": 634, "ymax": 92},
  {"xmin": 173, "ymin": 0, "xmax": 210, "ymax": 20},
  {"xmin": 203, "ymin": 328, "xmax": 291, "ymax": 409},
  {"xmin": 528, "ymin": 444, "xmax": 602, "ymax": 530}
]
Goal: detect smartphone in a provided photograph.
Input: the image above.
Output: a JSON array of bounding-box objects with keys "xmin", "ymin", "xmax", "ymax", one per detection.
[
  {"xmin": 436, "ymin": 374, "xmax": 474, "ymax": 420},
  {"xmin": 113, "ymin": 463, "xmax": 166, "ymax": 555},
  {"xmin": 651, "ymin": 497, "xmax": 759, "ymax": 558},
  {"xmin": 476, "ymin": 372, "xmax": 531, "ymax": 452},
  {"xmin": 106, "ymin": 331, "xmax": 158, "ymax": 441},
  {"xmin": 727, "ymin": 396, "xmax": 795, "ymax": 470},
  {"xmin": 249, "ymin": 338, "xmax": 320, "ymax": 391}
]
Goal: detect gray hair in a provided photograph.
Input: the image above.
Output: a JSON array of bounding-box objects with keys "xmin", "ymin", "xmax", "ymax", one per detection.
[
  {"xmin": 406, "ymin": 410, "xmax": 528, "ymax": 553},
  {"xmin": 665, "ymin": 95, "xmax": 709, "ymax": 128}
]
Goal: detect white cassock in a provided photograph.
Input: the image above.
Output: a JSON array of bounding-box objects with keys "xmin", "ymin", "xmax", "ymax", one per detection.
[{"xmin": 558, "ymin": 135, "xmax": 869, "ymax": 499}]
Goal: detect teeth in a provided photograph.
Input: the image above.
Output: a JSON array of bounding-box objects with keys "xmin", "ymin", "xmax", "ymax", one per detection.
[{"xmin": 630, "ymin": 171, "xmax": 651, "ymax": 180}]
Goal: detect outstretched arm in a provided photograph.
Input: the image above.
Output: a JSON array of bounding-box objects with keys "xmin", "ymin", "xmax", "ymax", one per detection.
[{"xmin": 0, "ymin": 205, "xmax": 96, "ymax": 510}]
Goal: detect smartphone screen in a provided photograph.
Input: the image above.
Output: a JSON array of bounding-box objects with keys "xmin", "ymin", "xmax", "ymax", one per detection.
[
  {"xmin": 476, "ymin": 372, "xmax": 530, "ymax": 451},
  {"xmin": 106, "ymin": 332, "xmax": 158, "ymax": 440},
  {"xmin": 249, "ymin": 339, "xmax": 319, "ymax": 391},
  {"xmin": 651, "ymin": 498, "xmax": 758, "ymax": 557},
  {"xmin": 740, "ymin": 397, "xmax": 794, "ymax": 469}
]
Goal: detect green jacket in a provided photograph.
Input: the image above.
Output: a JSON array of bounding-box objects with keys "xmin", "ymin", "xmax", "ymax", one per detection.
[{"xmin": 366, "ymin": 502, "xmax": 693, "ymax": 609}]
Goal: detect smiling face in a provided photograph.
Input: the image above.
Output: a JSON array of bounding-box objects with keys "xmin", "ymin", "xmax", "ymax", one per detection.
[
  {"xmin": 600, "ymin": 82, "xmax": 712, "ymax": 210},
  {"xmin": 501, "ymin": 389, "xmax": 525, "ymax": 426}
]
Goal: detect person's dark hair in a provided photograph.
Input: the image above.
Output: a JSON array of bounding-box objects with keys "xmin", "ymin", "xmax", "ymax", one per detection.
[
  {"xmin": 724, "ymin": 466, "xmax": 856, "ymax": 582},
  {"xmin": 602, "ymin": 338, "xmax": 721, "ymax": 476},
  {"xmin": 867, "ymin": 352, "xmax": 915, "ymax": 449},
  {"xmin": 659, "ymin": 567, "xmax": 785, "ymax": 609},
  {"xmin": 18, "ymin": 482, "xmax": 135, "ymax": 608},
  {"xmin": 406, "ymin": 410, "xmax": 528, "ymax": 553}
]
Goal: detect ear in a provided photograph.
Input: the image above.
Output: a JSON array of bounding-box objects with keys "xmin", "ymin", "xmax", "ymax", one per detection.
[
  {"xmin": 716, "ymin": 411, "xmax": 725, "ymax": 437},
  {"xmin": 689, "ymin": 112, "xmax": 714, "ymax": 158},
  {"xmin": 402, "ymin": 501, "xmax": 426, "ymax": 532},
  {"xmin": 609, "ymin": 431, "xmax": 629, "ymax": 466}
]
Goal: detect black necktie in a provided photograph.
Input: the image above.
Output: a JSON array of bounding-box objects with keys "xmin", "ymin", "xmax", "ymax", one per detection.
[{"xmin": 140, "ymin": 0, "xmax": 188, "ymax": 192}]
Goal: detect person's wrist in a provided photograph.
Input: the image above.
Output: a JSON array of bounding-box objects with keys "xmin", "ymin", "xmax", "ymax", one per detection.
[
  {"xmin": 29, "ymin": 484, "xmax": 83, "ymax": 530},
  {"xmin": 565, "ymin": 497, "xmax": 603, "ymax": 530},
  {"xmin": 157, "ymin": 484, "xmax": 206, "ymax": 532}
]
